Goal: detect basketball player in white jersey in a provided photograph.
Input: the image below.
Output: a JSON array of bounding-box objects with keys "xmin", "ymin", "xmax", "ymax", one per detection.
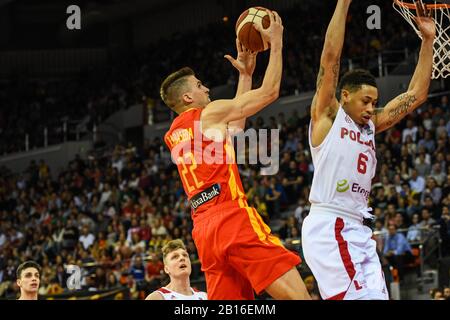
[
  {"xmin": 145, "ymin": 239, "xmax": 207, "ymax": 300},
  {"xmin": 302, "ymin": 0, "xmax": 435, "ymax": 300}
]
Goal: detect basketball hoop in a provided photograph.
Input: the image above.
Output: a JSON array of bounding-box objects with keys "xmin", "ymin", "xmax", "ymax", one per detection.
[{"xmin": 393, "ymin": 0, "xmax": 450, "ymax": 78}]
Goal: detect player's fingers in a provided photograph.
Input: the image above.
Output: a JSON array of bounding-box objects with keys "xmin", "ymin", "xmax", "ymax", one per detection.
[
  {"xmin": 426, "ymin": 3, "xmax": 432, "ymax": 18},
  {"xmin": 414, "ymin": 0, "xmax": 424, "ymax": 17},
  {"xmin": 235, "ymin": 38, "xmax": 240, "ymax": 51},
  {"xmin": 273, "ymin": 11, "xmax": 282, "ymax": 26},
  {"xmin": 413, "ymin": 0, "xmax": 420, "ymax": 16},
  {"xmin": 224, "ymin": 55, "xmax": 235, "ymax": 64},
  {"xmin": 266, "ymin": 9, "xmax": 275, "ymax": 25},
  {"xmin": 270, "ymin": 10, "xmax": 277, "ymax": 23},
  {"xmin": 271, "ymin": 10, "xmax": 278, "ymax": 24},
  {"xmin": 253, "ymin": 22, "xmax": 262, "ymax": 32},
  {"xmin": 421, "ymin": 1, "xmax": 428, "ymax": 17},
  {"xmin": 237, "ymin": 38, "xmax": 245, "ymax": 53}
]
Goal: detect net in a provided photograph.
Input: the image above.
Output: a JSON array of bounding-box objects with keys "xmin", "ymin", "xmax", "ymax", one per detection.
[{"xmin": 393, "ymin": 0, "xmax": 450, "ymax": 78}]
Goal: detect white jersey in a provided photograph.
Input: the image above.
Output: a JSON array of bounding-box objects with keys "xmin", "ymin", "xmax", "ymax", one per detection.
[
  {"xmin": 308, "ymin": 106, "xmax": 376, "ymax": 219},
  {"xmin": 155, "ymin": 286, "xmax": 207, "ymax": 300}
]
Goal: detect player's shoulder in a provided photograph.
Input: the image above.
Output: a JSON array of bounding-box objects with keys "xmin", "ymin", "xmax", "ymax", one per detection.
[
  {"xmin": 200, "ymin": 99, "xmax": 231, "ymax": 122},
  {"xmin": 145, "ymin": 289, "xmax": 166, "ymax": 300},
  {"xmin": 165, "ymin": 109, "xmax": 200, "ymax": 143},
  {"xmin": 157, "ymin": 287, "xmax": 172, "ymax": 294},
  {"xmin": 170, "ymin": 108, "xmax": 200, "ymax": 127}
]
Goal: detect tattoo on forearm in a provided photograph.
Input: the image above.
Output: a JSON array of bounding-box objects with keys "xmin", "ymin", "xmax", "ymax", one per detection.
[
  {"xmin": 316, "ymin": 65, "xmax": 324, "ymax": 90},
  {"xmin": 373, "ymin": 109, "xmax": 383, "ymax": 115},
  {"xmin": 386, "ymin": 93, "xmax": 417, "ymax": 126},
  {"xmin": 332, "ymin": 61, "xmax": 339, "ymax": 98},
  {"xmin": 332, "ymin": 62, "xmax": 339, "ymax": 85}
]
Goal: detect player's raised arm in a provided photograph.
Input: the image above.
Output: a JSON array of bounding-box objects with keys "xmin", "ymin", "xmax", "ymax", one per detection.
[
  {"xmin": 373, "ymin": 1, "xmax": 435, "ymax": 133},
  {"xmin": 310, "ymin": 0, "xmax": 352, "ymax": 123},
  {"xmin": 201, "ymin": 10, "xmax": 283, "ymax": 126},
  {"xmin": 224, "ymin": 39, "xmax": 258, "ymax": 132}
]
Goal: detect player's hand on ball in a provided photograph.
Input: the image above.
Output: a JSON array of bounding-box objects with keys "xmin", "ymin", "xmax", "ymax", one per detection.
[
  {"xmin": 254, "ymin": 10, "xmax": 283, "ymax": 47},
  {"xmin": 224, "ymin": 38, "xmax": 257, "ymax": 76}
]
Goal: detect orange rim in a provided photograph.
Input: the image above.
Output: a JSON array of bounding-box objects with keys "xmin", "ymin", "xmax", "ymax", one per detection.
[{"xmin": 393, "ymin": 0, "xmax": 450, "ymax": 9}]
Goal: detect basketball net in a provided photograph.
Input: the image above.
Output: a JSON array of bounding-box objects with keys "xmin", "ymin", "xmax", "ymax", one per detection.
[{"xmin": 393, "ymin": 0, "xmax": 450, "ymax": 78}]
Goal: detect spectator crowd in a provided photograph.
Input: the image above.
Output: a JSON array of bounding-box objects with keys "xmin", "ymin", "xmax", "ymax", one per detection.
[{"xmin": 0, "ymin": 92, "xmax": 449, "ymax": 299}]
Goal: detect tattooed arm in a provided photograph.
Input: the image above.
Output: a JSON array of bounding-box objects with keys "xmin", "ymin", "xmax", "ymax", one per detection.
[
  {"xmin": 373, "ymin": 93, "xmax": 419, "ymax": 133},
  {"xmin": 310, "ymin": 0, "xmax": 351, "ymax": 146},
  {"xmin": 373, "ymin": 3, "xmax": 435, "ymax": 134}
]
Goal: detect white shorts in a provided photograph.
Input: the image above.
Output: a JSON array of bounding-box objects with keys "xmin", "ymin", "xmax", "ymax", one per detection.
[{"xmin": 301, "ymin": 211, "xmax": 389, "ymax": 300}]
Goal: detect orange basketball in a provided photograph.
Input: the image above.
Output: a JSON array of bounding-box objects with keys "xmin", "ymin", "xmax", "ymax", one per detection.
[{"xmin": 235, "ymin": 7, "xmax": 271, "ymax": 53}]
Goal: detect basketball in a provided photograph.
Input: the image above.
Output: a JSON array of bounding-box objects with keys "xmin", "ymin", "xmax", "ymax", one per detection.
[{"xmin": 235, "ymin": 7, "xmax": 271, "ymax": 52}]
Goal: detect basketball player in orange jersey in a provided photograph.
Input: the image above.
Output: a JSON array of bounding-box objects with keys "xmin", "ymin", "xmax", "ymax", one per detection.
[
  {"xmin": 302, "ymin": 0, "xmax": 435, "ymax": 299},
  {"xmin": 161, "ymin": 10, "xmax": 310, "ymax": 300},
  {"xmin": 145, "ymin": 239, "xmax": 207, "ymax": 300},
  {"xmin": 16, "ymin": 261, "xmax": 41, "ymax": 300}
]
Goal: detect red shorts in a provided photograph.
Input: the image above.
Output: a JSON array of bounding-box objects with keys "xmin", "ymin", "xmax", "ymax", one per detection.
[{"xmin": 192, "ymin": 201, "xmax": 301, "ymax": 300}]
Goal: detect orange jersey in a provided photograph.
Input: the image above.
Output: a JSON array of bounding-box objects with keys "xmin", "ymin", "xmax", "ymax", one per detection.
[{"xmin": 164, "ymin": 108, "xmax": 247, "ymax": 219}]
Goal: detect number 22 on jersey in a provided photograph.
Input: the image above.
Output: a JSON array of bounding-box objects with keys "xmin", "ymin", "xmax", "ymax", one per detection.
[{"xmin": 177, "ymin": 152, "xmax": 204, "ymax": 192}]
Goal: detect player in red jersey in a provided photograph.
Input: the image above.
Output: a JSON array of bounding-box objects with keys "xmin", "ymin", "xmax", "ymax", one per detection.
[{"xmin": 161, "ymin": 10, "xmax": 310, "ymax": 300}]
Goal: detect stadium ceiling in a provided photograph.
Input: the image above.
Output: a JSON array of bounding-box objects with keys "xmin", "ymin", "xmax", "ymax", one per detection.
[
  {"xmin": 0, "ymin": 0, "xmax": 13, "ymax": 7},
  {"xmin": 3, "ymin": 0, "xmax": 185, "ymax": 23}
]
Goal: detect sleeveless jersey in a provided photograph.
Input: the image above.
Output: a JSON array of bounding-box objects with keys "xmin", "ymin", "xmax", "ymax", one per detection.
[
  {"xmin": 308, "ymin": 106, "xmax": 377, "ymax": 219},
  {"xmin": 164, "ymin": 108, "xmax": 247, "ymax": 219},
  {"xmin": 155, "ymin": 286, "xmax": 207, "ymax": 300}
]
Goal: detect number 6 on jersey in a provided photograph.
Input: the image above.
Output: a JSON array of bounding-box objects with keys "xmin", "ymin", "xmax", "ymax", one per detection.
[{"xmin": 357, "ymin": 153, "xmax": 368, "ymax": 174}]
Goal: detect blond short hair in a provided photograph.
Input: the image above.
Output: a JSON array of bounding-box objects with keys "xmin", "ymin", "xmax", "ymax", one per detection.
[{"xmin": 162, "ymin": 239, "xmax": 187, "ymax": 264}]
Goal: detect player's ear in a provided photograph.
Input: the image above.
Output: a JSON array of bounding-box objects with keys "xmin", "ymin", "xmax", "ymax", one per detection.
[
  {"xmin": 16, "ymin": 279, "xmax": 21, "ymax": 288},
  {"xmin": 341, "ymin": 89, "xmax": 350, "ymax": 104},
  {"xmin": 164, "ymin": 265, "xmax": 170, "ymax": 275},
  {"xmin": 182, "ymin": 92, "xmax": 193, "ymax": 104}
]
